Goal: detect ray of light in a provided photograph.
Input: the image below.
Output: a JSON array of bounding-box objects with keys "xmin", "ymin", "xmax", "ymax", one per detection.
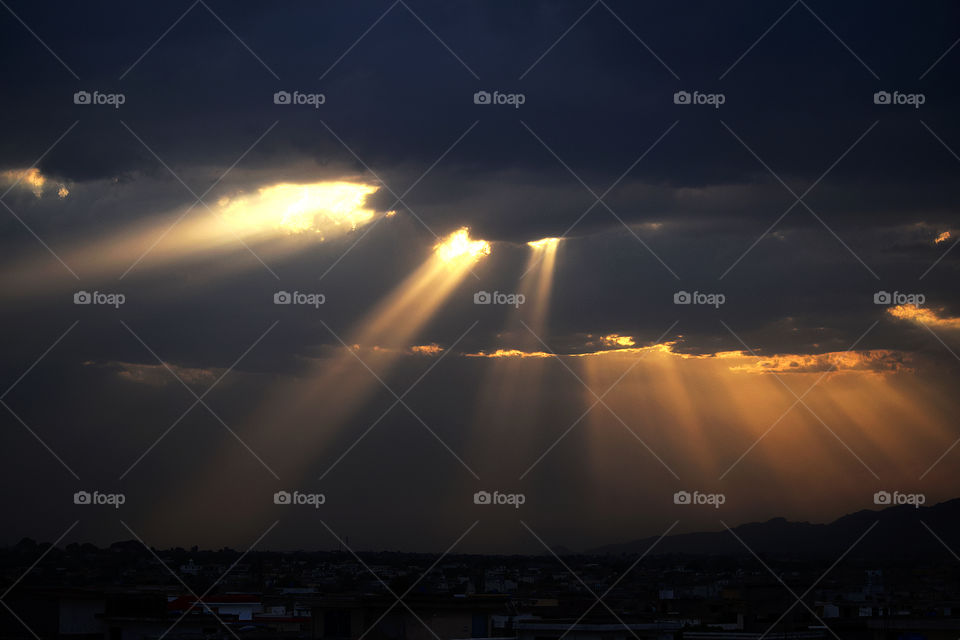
[{"xmin": 0, "ymin": 180, "xmax": 386, "ymax": 296}]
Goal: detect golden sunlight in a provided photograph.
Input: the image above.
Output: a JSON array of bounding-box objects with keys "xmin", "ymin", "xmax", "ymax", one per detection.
[
  {"xmin": 216, "ymin": 181, "xmax": 381, "ymax": 236},
  {"xmin": 433, "ymin": 227, "xmax": 491, "ymax": 263},
  {"xmin": 527, "ymin": 237, "xmax": 560, "ymax": 249},
  {"xmin": 0, "ymin": 167, "xmax": 68, "ymax": 198},
  {"xmin": 888, "ymin": 304, "xmax": 960, "ymax": 330}
]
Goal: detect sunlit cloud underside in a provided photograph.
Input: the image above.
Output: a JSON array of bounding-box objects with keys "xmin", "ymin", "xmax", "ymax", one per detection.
[{"xmin": 216, "ymin": 181, "xmax": 383, "ymax": 237}]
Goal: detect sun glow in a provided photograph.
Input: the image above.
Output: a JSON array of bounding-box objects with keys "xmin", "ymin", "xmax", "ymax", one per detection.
[
  {"xmin": 0, "ymin": 167, "xmax": 68, "ymax": 198},
  {"xmin": 433, "ymin": 228, "xmax": 491, "ymax": 263},
  {"xmin": 216, "ymin": 181, "xmax": 381, "ymax": 236},
  {"xmin": 527, "ymin": 237, "xmax": 560, "ymax": 249}
]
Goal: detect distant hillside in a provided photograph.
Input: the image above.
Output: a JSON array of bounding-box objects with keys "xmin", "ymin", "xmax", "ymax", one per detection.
[{"xmin": 590, "ymin": 498, "xmax": 960, "ymax": 559}]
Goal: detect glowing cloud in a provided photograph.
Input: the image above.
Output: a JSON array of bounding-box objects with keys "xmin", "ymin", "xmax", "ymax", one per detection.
[
  {"xmin": 433, "ymin": 227, "xmax": 491, "ymax": 263},
  {"xmin": 934, "ymin": 230, "xmax": 951, "ymax": 244},
  {"xmin": 888, "ymin": 304, "xmax": 960, "ymax": 330},
  {"xmin": 216, "ymin": 181, "xmax": 381, "ymax": 236},
  {"xmin": 462, "ymin": 340, "xmax": 909, "ymax": 373},
  {"xmin": 600, "ymin": 334, "xmax": 636, "ymax": 348},
  {"xmin": 0, "ymin": 167, "xmax": 68, "ymax": 198},
  {"xmin": 527, "ymin": 237, "xmax": 560, "ymax": 249},
  {"xmin": 410, "ymin": 343, "xmax": 443, "ymax": 356},
  {"xmin": 727, "ymin": 350, "xmax": 910, "ymax": 374}
]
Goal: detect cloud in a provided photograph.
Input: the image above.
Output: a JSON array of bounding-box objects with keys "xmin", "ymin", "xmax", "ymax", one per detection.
[
  {"xmin": 87, "ymin": 360, "xmax": 222, "ymax": 387},
  {"xmin": 887, "ymin": 304, "xmax": 960, "ymax": 330}
]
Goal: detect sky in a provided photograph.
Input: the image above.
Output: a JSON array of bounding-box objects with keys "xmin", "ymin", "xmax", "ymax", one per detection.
[{"xmin": 1, "ymin": 0, "xmax": 959, "ymax": 554}]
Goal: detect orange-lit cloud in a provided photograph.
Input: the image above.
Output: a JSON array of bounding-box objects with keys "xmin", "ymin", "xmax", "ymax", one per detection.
[
  {"xmin": 410, "ymin": 343, "xmax": 443, "ymax": 356},
  {"xmin": 888, "ymin": 304, "xmax": 960, "ymax": 330},
  {"xmin": 0, "ymin": 167, "xmax": 68, "ymax": 198},
  {"xmin": 461, "ymin": 340, "xmax": 909, "ymax": 373},
  {"xmin": 87, "ymin": 360, "xmax": 221, "ymax": 387},
  {"xmin": 599, "ymin": 334, "xmax": 635, "ymax": 348},
  {"xmin": 727, "ymin": 349, "xmax": 911, "ymax": 374},
  {"xmin": 935, "ymin": 230, "xmax": 951, "ymax": 244}
]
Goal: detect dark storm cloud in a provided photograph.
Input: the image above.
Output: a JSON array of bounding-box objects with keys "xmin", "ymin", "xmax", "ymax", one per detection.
[{"xmin": 3, "ymin": 3, "xmax": 960, "ymax": 548}]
